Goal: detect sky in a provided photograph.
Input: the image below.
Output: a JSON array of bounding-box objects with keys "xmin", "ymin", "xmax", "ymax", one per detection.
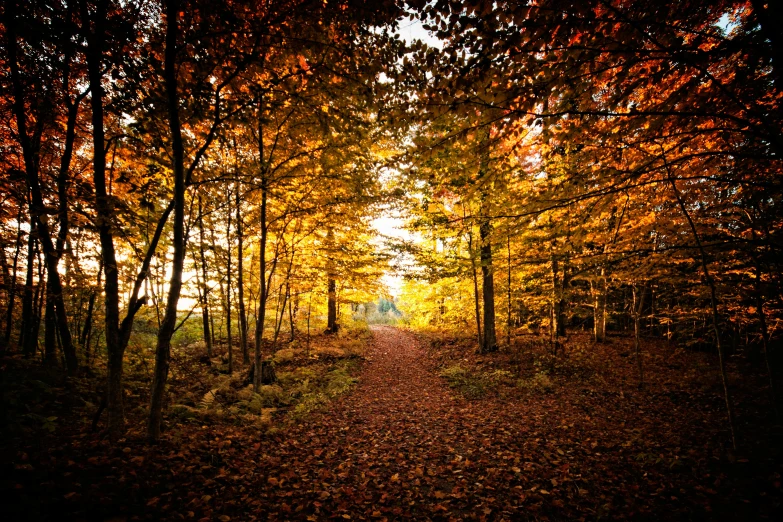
[{"xmin": 370, "ymin": 16, "xmax": 441, "ymax": 298}]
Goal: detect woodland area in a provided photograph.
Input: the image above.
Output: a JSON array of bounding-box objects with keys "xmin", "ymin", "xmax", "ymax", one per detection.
[{"xmin": 1, "ymin": 0, "xmax": 782, "ymax": 520}]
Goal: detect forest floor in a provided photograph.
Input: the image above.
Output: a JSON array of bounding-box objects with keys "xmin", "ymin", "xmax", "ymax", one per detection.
[{"xmin": 2, "ymin": 325, "xmax": 782, "ymax": 520}]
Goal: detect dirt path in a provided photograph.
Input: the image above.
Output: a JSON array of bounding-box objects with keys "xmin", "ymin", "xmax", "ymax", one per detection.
[
  {"xmin": 249, "ymin": 327, "xmax": 775, "ymax": 521},
  {"xmin": 257, "ymin": 325, "xmax": 504, "ymax": 520}
]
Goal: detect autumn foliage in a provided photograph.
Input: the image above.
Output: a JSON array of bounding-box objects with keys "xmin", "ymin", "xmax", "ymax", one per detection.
[{"xmin": 1, "ymin": 0, "xmax": 782, "ymax": 520}]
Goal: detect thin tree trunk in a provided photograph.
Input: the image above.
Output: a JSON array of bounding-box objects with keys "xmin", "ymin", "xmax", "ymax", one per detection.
[
  {"xmin": 81, "ymin": 264, "xmax": 101, "ymax": 365},
  {"xmin": 214, "ymin": 220, "xmax": 227, "ymax": 349},
  {"xmin": 477, "ymin": 125, "xmax": 497, "ymax": 354},
  {"xmin": 592, "ymin": 267, "xmax": 607, "ymax": 342},
  {"xmin": 632, "ymin": 283, "xmax": 646, "ymax": 389},
  {"xmin": 197, "ymin": 195, "xmax": 213, "ymax": 357},
  {"xmin": 82, "ymin": 0, "xmax": 126, "ymax": 438},
  {"xmin": 148, "ymin": 0, "xmax": 187, "ymax": 442},
  {"xmin": 274, "ymin": 245, "xmax": 295, "ymax": 347},
  {"xmin": 236, "ymin": 184, "xmax": 249, "ymax": 363},
  {"xmin": 44, "ymin": 281, "xmax": 57, "ymax": 366},
  {"xmin": 6, "ymin": 0, "xmax": 79, "ymax": 374},
  {"xmin": 326, "ymin": 229, "xmax": 338, "ymax": 334},
  {"xmin": 551, "ymin": 255, "xmax": 560, "ymax": 354},
  {"xmin": 506, "ymin": 233, "xmax": 512, "ymax": 347},
  {"xmin": 3, "ymin": 212, "xmax": 23, "ymax": 349},
  {"xmin": 0, "ymin": 246, "xmax": 10, "ymax": 353},
  {"xmin": 480, "ymin": 217, "xmax": 497, "ymax": 353},
  {"xmin": 556, "ymin": 260, "xmax": 568, "ymax": 339},
  {"xmin": 754, "ymin": 266, "xmax": 779, "ymax": 421},
  {"xmin": 288, "ymin": 284, "xmax": 295, "ymax": 342},
  {"xmin": 326, "ymin": 277, "xmax": 337, "ymax": 333},
  {"xmin": 272, "ymin": 282, "xmax": 288, "ymax": 351},
  {"xmin": 33, "ymin": 246, "xmax": 45, "ymax": 360},
  {"xmin": 20, "ymin": 211, "xmax": 37, "ymax": 357},
  {"xmin": 253, "ymin": 94, "xmax": 269, "ymax": 393},
  {"xmin": 306, "ymin": 289, "xmax": 313, "ymax": 357},
  {"xmin": 8, "ymin": 26, "xmax": 60, "ymax": 365},
  {"xmin": 225, "ymin": 185, "xmax": 233, "ymax": 374},
  {"xmin": 468, "ymin": 230, "xmax": 483, "ymax": 351},
  {"xmin": 193, "ymin": 253, "xmax": 208, "ymax": 357},
  {"xmin": 81, "ymin": 0, "xmax": 176, "ymax": 438},
  {"xmin": 664, "ymin": 148, "xmax": 737, "ymax": 450}
]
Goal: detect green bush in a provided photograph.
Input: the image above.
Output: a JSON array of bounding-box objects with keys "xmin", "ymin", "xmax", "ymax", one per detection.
[
  {"xmin": 248, "ymin": 385, "xmax": 288, "ymax": 412},
  {"xmin": 273, "ymin": 348, "xmax": 297, "ymax": 364},
  {"xmin": 439, "ymin": 364, "xmax": 489, "ymax": 399},
  {"xmin": 517, "ymin": 372, "xmax": 554, "ymax": 392},
  {"xmin": 169, "ymin": 404, "xmax": 199, "ymax": 421},
  {"xmin": 325, "ymin": 364, "xmax": 358, "ymax": 396},
  {"xmin": 487, "ymin": 369, "xmax": 514, "ymax": 385},
  {"xmin": 290, "ymin": 361, "xmax": 359, "ymax": 418},
  {"xmin": 291, "ymin": 393, "xmax": 328, "ymax": 418}
]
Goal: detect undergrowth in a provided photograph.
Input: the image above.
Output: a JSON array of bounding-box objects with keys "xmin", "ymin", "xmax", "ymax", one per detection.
[{"xmin": 167, "ymin": 323, "xmax": 367, "ymax": 431}]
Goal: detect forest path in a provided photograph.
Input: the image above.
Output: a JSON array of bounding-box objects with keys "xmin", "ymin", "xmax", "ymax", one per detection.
[{"xmin": 258, "ymin": 325, "xmax": 507, "ymax": 520}]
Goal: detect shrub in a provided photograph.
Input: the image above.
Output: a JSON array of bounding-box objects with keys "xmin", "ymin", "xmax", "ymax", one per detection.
[
  {"xmin": 325, "ymin": 364, "xmax": 358, "ymax": 396},
  {"xmin": 517, "ymin": 372, "xmax": 554, "ymax": 392},
  {"xmin": 314, "ymin": 345, "xmax": 346, "ymax": 358},
  {"xmin": 236, "ymin": 385, "xmax": 254, "ymax": 401},
  {"xmin": 248, "ymin": 385, "xmax": 287, "ymax": 413},
  {"xmin": 273, "ymin": 348, "xmax": 297, "ymax": 364},
  {"xmin": 439, "ymin": 364, "xmax": 489, "ymax": 399},
  {"xmin": 170, "ymin": 404, "xmax": 198, "ymax": 421},
  {"xmin": 339, "ymin": 338, "xmax": 365, "ymax": 357},
  {"xmin": 487, "ymin": 369, "xmax": 515, "ymax": 385}
]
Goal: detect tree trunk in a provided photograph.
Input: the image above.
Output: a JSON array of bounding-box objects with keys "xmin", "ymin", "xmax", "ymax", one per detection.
[
  {"xmin": 81, "ymin": 0, "xmax": 175, "ymax": 438},
  {"xmin": 506, "ymin": 233, "xmax": 512, "ymax": 348},
  {"xmin": 148, "ymin": 0, "xmax": 187, "ymax": 442},
  {"xmin": 288, "ymin": 284, "xmax": 295, "ymax": 342},
  {"xmin": 592, "ymin": 268, "xmax": 607, "ymax": 342},
  {"xmin": 632, "ymin": 283, "xmax": 646, "ymax": 389},
  {"xmin": 0, "ymin": 246, "xmax": 11, "ymax": 353},
  {"xmin": 326, "ymin": 276, "xmax": 338, "ymax": 333},
  {"xmin": 306, "ymin": 289, "xmax": 313, "ymax": 356},
  {"xmin": 253, "ymin": 94, "xmax": 269, "ymax": 393},
  {"xmin": 44, "ymin": 281, "xmax": 57, "ymax": 366},
  {"xmin": 664, "ymin": 149, "xmax": 737, "ymax": 449},
  {"xmin": 754, "ymin": 266, "xmax": 779, "ymax": 421},
  {"xmin": 3, "ymin": 214, "xmax": 23, "ymax": 349},
  {"xmin": 225, "ymin": 185, "xmax": 233, "ymax": 374},
  {"xmin": 557, "ymin": 261, "xmax": 568, "ymax": 339},
  {"xmin": 33, "ymin": 248, "xmax": 45, "ymax": 360},
  {"xmin": 479, "ymin": 215, "xmax": 497, "ymax": 353},
  {"xmin": 551, "ymin": 255, "xmax": 561, "ymax": 353},
  {"xmin": 197, "ymin": 195, "xmax": 213, "ymax": 357},
  {"xmin": 274, "ymin": 246, "xmax": 295, "ymax": 348},
  {"xmin": 236, "ymin": 184, "xmax": 249, "ymax": 363},
  {"xmin": 20, "ymin": 219, "xmax": 36, "ymax": 357},
  {"xmin": 477, "ymin": 123, "xmax": 497, "ymax": 354},
  {"xmin": 82, "ymin": 0, "xmax": 129, "ymax": 438},
  {"xmin": 272, "ymin": 281, "xmax": 289, "ymax": 351},
  {"xmin": 468, "ymin": 230, "xmax": 483, "ymax": 351},
  {"xmin": 7, "ymin": 0, "xmax": 79, "ymax": 374},
  {"xmin": 80, "ymin": 265, "xmax": 101, "ymax": 365},
  {"xmin": 326, "ymin": 229, "xmax": 338, "ymax": 334}
]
